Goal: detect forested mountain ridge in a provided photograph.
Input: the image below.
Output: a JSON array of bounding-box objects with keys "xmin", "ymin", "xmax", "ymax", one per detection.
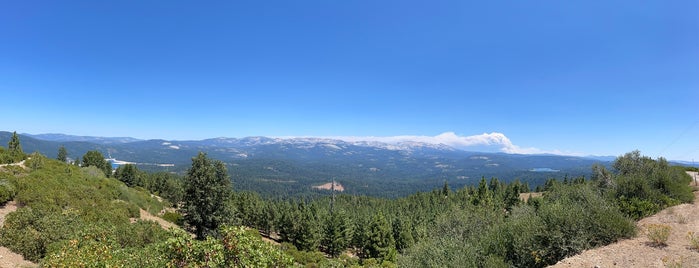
[{"xmin": 3, "ymin": 131, "xmax": 606, "ymax": 197}]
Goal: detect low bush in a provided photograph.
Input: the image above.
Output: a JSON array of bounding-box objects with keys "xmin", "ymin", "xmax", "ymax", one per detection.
[
  {"xmin": 687, "ymin": 231, "xmax": 699, "ymax": 251},
  {"xmin": 0, "ymin": 179, "xmax": 16, "ymax": 205},
  {"xmin": 162, "ymin": 211, "xmax": 184, "ymax": 226},
  {"xmin": 645, "ymin": 224, "xmax": 671, "ymax": 247}
]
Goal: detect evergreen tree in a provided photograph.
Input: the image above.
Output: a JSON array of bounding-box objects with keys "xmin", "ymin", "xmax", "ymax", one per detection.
[
  {"xmin": 8, "ymin": 131, "xmax": 22, "ymax": 153},
  {"xmin": 182, "ymin": 152, "xmax": 233, "ymax": 239},
  {"xmin": 81, "ymin": 150, "xmax": 112, "ymax": 177},
  {"xmin": 56, "ymin": 146, "xmax": 68, "ymax": 162},
  {"xmin": 441, "ymin": 181, "xmax": 450, "ymax": 196},
  {"xmin": 115, "ymin": 164, "xmax": 139, "ymax": 187},
  {"xmin": 365, "ymin": 213, "xmax": 396, "ymax": 262},
  {"xmin": 295, "ymin": 205, "xmax": 321, "ymax": 251},
  {"xmin": 8, "ymin": 131, "xmax": 23, "ymax": 161},
  {"xmin": 323, "ymin": 210, "xmax": 352, "ymax": 257},
  {"xmin": 392, "ymin": 216, "xmax": 414, "ymax": 253},
  {"xmin": 473, "ymin": 177, "xmax": 492, "ymax": 206}
]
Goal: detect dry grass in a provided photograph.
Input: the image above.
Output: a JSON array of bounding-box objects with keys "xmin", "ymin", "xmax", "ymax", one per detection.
[
  {"xmin": 645, "ymin": 224, "xmax": 672, "ymax": 247},
  {"xmin": 519, "ymin": 192, "xmax": 543, "ymax": 202}
]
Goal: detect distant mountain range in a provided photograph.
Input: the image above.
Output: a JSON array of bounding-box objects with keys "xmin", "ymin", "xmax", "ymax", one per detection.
[
  {"xmin": 0, "ymin": 131, "xmax": 666, "ymax": 197},
  {"xmin": 24, "ymin": 133, "xmax": 143, "ymax": 144}
]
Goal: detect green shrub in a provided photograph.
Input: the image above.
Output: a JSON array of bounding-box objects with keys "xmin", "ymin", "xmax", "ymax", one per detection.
[
  {"xmin": 116, "ymin": 184, "xmax": 164, "ymax": 215},
  {"xmin": 162, "ymin": 226, "xmax": 294, "ymax": 267},
  {"xmin": 0, "ymin": 207, "xmax": 83, "ymax": 262},
  {"xmin": 645, "ymin": 224, "xmax": 671, "ymax": 247},
  {"xmin": 162, "ymin": 211, "xmax": 184, "ymax": 226},
  {"xmin": 0, "ymin": 179, "xmax": 16, "ymax": 204},
  {"xmin": 617, "ymin": 197, "xmax": 660, "ymax": 220},
  {"xmin": 485, "ymin": 183, "xmax": 637, "ymax": 267},
  {"xmin": 25, "ymin": 153, "xmax": 46, "ymax": 171}
]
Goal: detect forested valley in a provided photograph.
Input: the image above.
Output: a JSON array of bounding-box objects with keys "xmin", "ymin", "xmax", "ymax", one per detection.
[{"xmin": 0, "ymin": 132, "xmax": 695, "ymax": 267}]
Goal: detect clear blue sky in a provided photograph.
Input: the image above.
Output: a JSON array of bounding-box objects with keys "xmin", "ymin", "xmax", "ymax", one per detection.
[{"xmin": 1, "ymin": 1, "xmax": 697, "ymax": 160}]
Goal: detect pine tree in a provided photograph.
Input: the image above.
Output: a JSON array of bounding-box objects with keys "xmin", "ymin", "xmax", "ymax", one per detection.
[
  {"xmin": 392, "ymin": 217, "xmax": 414, "ymax": 253},
  {"xmin": 56, "ymin": 146, "xmax": 68, "ymax": 162},
  {"xmin": 365, "ymin": 213, "xmax": 396, "ymax": 262},
  {"xmin": 182, "ymin": 152, "xmax": 233, "ymax": 239},
  {"xmin": 8, "ymin": 131, "xmax": 23, "ymax": 161},
  {"xmin": 441, "ymin": 181, "xmax": 450, "ymax": 196},
  {"xmin": 115, "ymin": 164, "xmax": 139, "ymax": 187},
  {"xmin": 294, "ymin": 203, "xmax": 321, "ymax": 251},
  {"xmin": 323, "ymin": 210, "xmax": 352, "ymax": 257}
]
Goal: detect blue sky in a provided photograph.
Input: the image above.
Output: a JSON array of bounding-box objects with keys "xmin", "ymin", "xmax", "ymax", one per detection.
[{"xmin": 1, "ymin": 1, "xmax": 697, "ymax": 160}]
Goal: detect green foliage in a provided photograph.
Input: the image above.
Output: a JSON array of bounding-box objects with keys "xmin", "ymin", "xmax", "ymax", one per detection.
[
  {"xmin": 391, "ymin": 217, "xmax": 413, "ymax": 253},
  {"xmin": 25, "ymin": 152, "xmax": 46, "ymax": 171},
  {"xmin": 7, "ymin": 131, "xmax": 24, "ymax": 162},
  {"xmin": 610, "ymin": 151, "xmax": 694, "ymax": 219},
  {"xmin": 81, "ymin": 150, "xmax": 112, "ymax": 177},
  {"xmin": 162, "ymin": 226, "xmax": 294, "ymax": 267},
  {"xmin": 0, "ymin": 142, "xmax": 25, "ymax": 165},
  {"xmin": 163, "ymin": 211, "xmax": 184, "ymax": 226},
  {"xmin": 115, "ymin": 163, "xmax": 140, "ymax": 187},
  {"xmin": 280, "ymin": 242, "xmax": 328, "ymax": 266},
  {"xmin": 0, "ymin": 207, "xmax": 82, "ymax": 262},
  {"xmin": 182, "ymin": 152, "xmax": 234, "ymax": 239},
  {"xmin": 56, "ymin": 145, "xmax": 68, "ymax": 162},
  {"xmin": 364, "ymin": 213, "xmax": 396, "ymax": 262},
  {"xmin": 532, "ymin": 184, "xmax": 635, "ymax": 264},
  {"xmin": 323, "ymin": 210, "xmax": 353, "ymax": 257},
  {"xmin": 0, "ymin": 158, "xmax": 172, "ymax": 262},
  {"xmin": 116, "ymin": 184, "xmax": 165, "ymax": 215},
  {"xmin": 142, "ymin": 171, "xmax": 184, "ymax": 205},
  {"xmin": 0, "ymin": 178, "xmax": 16, "ymax": 205}
]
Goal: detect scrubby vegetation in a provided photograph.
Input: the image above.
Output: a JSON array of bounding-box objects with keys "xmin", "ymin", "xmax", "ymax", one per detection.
[{"xmin": 0, "ymin": 135, "xmax": 693, "ymax": 267}]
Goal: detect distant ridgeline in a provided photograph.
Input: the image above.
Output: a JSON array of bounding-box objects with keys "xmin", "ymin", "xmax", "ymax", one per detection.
[{"xmin": 0, "ymin": 131, "xmax": 614, "ymax": 198}]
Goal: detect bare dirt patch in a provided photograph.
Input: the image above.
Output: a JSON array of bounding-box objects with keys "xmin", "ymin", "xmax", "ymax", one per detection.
[
  {"xmin": 688, "ymin": 171, "xmax": 699, "ymax": 189},
  {"xmin": 519, "ymin": 192, "xmax": 543, "ymax": 202},
  {"xmin": 550, "ymin": 177, "xmax": 699, "ymax": 268},
  {"xmin": 133, "ymin": 208, "xmax": 180, "ymax": 230},
  {"xmin": 0, "ymin": 201, "xmax": 37, "ymax": 268},
  {"xmin": 312, "ymin": 182, "xmax": 344, "ymax": 192}
]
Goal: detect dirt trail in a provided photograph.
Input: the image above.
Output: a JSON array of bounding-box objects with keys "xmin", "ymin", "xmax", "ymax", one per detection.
[
  {"xmin": 134, "ymin": 208, "xmax": 180, "ymax": 230},
  {"xmin": 551, "ymin": 172, "xmax": 699, "ymax": 268},
  {"xmin": 0, "ymin": 201, "xmax": 37, "ymax": 268}
]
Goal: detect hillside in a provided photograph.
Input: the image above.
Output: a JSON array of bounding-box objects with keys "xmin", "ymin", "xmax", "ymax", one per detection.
[
  {"xmin": 552, "ymin": 175, "xmax": 699, "ymax": 268},
  {"xmin": 0, "ymin": 152, "xmax": 291, "ymax": 266},
  {"xmin": 0, "ymin": 131, "xmax": 607, "ymax": 197}
]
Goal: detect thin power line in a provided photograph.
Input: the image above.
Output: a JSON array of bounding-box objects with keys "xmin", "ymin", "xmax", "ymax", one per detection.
[{"xmin": 658, "ymin": 120, "xmax": 699, "ymax": 157}]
